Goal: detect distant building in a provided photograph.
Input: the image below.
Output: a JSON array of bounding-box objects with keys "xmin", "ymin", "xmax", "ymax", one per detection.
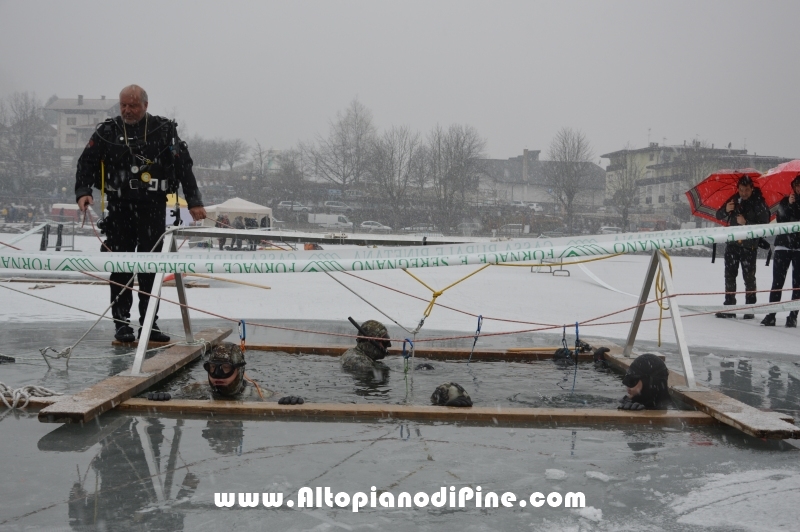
[
  {"xmin": 44, "ymin": 95, "xmax": 119, "ymax": 151},
  {"xmin": 601, "ymin": 141, "xmax": 793, "ymax": 220},
  {"xmin": 481, "ymin": 149, "xmax": 605, "ymax": 209}
]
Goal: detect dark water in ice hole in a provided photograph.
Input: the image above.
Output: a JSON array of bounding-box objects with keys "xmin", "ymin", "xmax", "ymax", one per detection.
[{"xmin": 1, "ymin": 319, "xmax": 799, "ymax": 417}]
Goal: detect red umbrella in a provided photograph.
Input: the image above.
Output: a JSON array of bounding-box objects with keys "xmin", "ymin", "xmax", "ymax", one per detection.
[
  {"xmin": 685, "ymin": 169, "xmax": 762, "ymax": 226},
  {"xmin": 757, "ymin": 159, "xmax": 800, "ymax": 212}
]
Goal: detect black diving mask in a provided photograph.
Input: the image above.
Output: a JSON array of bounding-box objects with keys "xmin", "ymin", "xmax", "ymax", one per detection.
[{"xmin": 203, "ymin": 361, "xmax": 246, "ymax": 379}]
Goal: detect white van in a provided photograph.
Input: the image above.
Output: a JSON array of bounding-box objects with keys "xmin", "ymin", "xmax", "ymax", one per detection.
[{"xmin": 308, "ymin": 213, "xmax": 353, "ymax": 229}]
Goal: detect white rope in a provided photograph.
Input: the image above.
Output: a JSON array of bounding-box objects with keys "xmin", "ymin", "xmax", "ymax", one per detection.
[
  {"xmin": 1, "ymin": 382, "xmax": 62, "ymax": 409},
  {"xmin": 324, "ymin": 271, "xmax": 413, "ymax": 335},
  {"xmin": 679, "ymin": 299, "xmax": 800, "ymax": 315},
  {"xmin": 577, "ymin": 264, "xmax": 638, "ymax": 298}
]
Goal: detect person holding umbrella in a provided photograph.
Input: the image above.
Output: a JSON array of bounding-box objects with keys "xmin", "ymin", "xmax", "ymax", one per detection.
[
  {"xmin": 761, "ymin": 175, "xmax": 800, "ymax": 327},
  {"xmin": 714, "ymin": 175, "xmax": 770, "ymax": 319}
]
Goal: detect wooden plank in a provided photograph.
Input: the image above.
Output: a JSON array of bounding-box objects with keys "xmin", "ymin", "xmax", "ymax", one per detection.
[
  {"xmin": 601, "ymin": 342, "xmax": 799, "ymax": 439},
  {"xmin": 117, "ymin": 399, "xmax": 716, "ymax": 427},
  {"xmin": 111, "ymin": 339, "xmax": 175, "ymax": 348},
  {"xmin": 38, "ymin": 327, "xmax": 231, "ymax": 424},
  {"xmin": 244, "ymin": 344, "xmax": 595, "ymax": 362}
]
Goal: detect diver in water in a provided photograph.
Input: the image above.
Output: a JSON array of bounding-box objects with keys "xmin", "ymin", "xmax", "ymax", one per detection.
[
  {"xmin": 618, "ymin": 353, "xmax": 672, "ymax": 410},
  {"xmin": 430, "ymin": 382, "xmax": 473, "ymax": 407},
  {"xmin": 340, "ymin": 319, "xmax": 392, "ymax": 373},
  {"xmin": 203, "ymin": 342, "xmax": 305, "ymax": 404}
]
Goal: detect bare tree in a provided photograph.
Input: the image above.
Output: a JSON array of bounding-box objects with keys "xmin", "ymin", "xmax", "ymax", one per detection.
[
  {"xmin": 251, "ymin": 140, "xmax": 278, "ymax": 179},
  {"xmin": 544, "ymin": 127, "xmax": 594, "ymax": 232},
  {"xmin": 607, "ymin": 143, "xmax": 643, "ymax": 230},
  {"xmin": 308, "ymin": 98, "xmax": 376, "ymax": 194},
  {"xmin": 367, "ymin": 125, "xmax": 423, "ymax": 226},
  {"xmin": 273, "ymin": 149, "xmax": 305, "ymax": 205},
  {"xmin": 222, "ymin": 138, "xmax": 249, "ymax": 170},
  {"xmin": 671, "ymin": 139, "xmax": 722, "ymax": 187},
  {"xmin": 0, "ymin": 92, "xmax": 56, "ymax": 192},
  {"xmin": 187, "ymin": 136, "xmax": 226, "ymax": 169},
  {"xmin": 425, "ymin": 124, "xmax": 486, "ymax": 229}
]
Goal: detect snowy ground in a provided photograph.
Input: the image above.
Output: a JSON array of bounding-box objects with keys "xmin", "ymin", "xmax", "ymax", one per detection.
[
  {"xmin": 2, "ymin": 232, "xmax": 800, "ymax": 531},
  {"xmin": 2, "ymin": 232, "xmax": 798, "ymax": 356}
]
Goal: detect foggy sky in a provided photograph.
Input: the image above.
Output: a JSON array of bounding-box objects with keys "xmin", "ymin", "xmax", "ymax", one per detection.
[{"xmin": 1, "ymin": 0, "xmax": 798, "ymax": 162}]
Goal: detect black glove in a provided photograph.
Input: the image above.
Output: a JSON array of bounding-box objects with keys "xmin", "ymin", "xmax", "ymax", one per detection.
[
  {"xmin": 445, "ymin": 396, "xmax": 473, "ymax": 407},
  {"xmin": 618, "ymin": 396, "xmax": 645, "ymax": 411},
  {"xmin": 146, "ymin": 392, "xmax": 171, "ymax": 401},
  {"xmin": 278, "ymin": 396, "xmax": 305, "ymax": 405},
  {"xmin": 415, "ymin": 363, "xmax": 435, "ymax": 370},
  {"xmin": 593, "ymin": 347, "xmax": 609, "ymax": 363}
]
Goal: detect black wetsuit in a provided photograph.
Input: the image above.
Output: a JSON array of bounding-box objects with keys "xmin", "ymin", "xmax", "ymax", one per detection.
[{"xmin": 75, "ymin": 114, "xmax": 203, "ymax": 327}]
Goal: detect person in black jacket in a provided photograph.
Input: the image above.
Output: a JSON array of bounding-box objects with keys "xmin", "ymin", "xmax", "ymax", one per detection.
[
  {"xmin": 761, "ymin": 175, "xmax": 800, "ymax": 327},
  {"xmin": 75, "ymin": 85, "xmax": 206, "ymax": 342},
  {"xmin": 714, "ymin": 175, "xmax": 770, "ymax": 319}
]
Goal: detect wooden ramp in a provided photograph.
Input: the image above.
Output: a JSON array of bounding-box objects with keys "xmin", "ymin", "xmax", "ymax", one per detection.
[
  {"xmin": 243, "ymin": 343, "xmax": 594, "ymax": 362},
  {"xmin": 38, "ymin": 327, "xmax": 231, "ymax": 424},
  {"xmin": 116, "ymin": 399, "xmax": 716, "ymax": 427},
  {"xmin": 602, "ymin": 342, "xmax": 799, "ymax": 440}
]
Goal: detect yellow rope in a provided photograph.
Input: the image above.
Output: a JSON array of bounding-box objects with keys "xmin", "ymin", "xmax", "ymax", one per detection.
[
  {"xmin": 654, "ymin": 249, "xmax": 673, "ymax": 346},
  {"xmin": 403, "ymin": 263, "xmax": 491, "ymax": 318},
  {"xmin": 491, "ymin": 253, "xmax": 624, "ymax": 267}
]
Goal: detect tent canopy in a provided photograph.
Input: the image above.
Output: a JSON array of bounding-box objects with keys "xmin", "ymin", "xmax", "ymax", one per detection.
[{"xmin": 202, "ymin": 197, "xmax": 273, "ymax": 227}]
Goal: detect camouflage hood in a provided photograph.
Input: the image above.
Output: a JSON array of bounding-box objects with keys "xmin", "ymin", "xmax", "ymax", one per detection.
[
  {"xmin": 206, "ymin": 342, "xmax": 246, "ymax": 396},
  {"xmin": 355, "ymin": 320, "xmax": 390, "ymax": 361}
]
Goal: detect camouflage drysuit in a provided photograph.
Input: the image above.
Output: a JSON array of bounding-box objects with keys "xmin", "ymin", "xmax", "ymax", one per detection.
[{"xmin": 340, "ymin": 320, "xmax": 391, "ymax": 372}]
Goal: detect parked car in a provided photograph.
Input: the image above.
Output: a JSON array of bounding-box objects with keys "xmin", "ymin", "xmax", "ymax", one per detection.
[
  {"xmin": 526, "ymin": 202, "xmax": 544, "ymax": 213},
  {"xmin": 324, "ymin": 201, "xmax": 354, "ymax": 213},
  {"xmin": 360, "ymin": 220, "xmax": 392, "ymax": 233},
  {"xmin": 509, "ymin": 201, "xmax": 528, "ymax": 209},
  {"xmin": 277, "ymin": 201, "xmax": 311, "ymax": 212},
  {"xmin": 599, "ymin": 226, "xmax": 623, "ymax": 234},
  {"xmin": 499, "ymin": 223, "xmax": 523, "ymax": 235},
  {"xmin": 402, "ymin": 224, "xmax": 437, "ymax": 232},
  {"xmin": 345, "ymin": 190, "xmax": 366, "ymax": 199}
]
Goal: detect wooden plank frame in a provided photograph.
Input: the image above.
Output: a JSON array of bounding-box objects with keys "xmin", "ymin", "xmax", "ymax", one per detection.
[
  {"xmin": 602, "ymin": 342, "xmax": 799, "ymax": 439},
  {"xmin": 37, "ymin": 327, "xmax": 231, "ymax": 424}
]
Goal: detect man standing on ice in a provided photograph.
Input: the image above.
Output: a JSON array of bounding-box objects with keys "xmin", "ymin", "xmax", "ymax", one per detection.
[
  {"xmin": 714, "ymin": 175, "xmax": 769, "ymax": 319},
  {"xmin": 74, "ymin": 85, "xmax": 206, "ymax": 342},
  {"xmin": 761, "ymin": 175, "xmax": 800, "ymax": 328}
]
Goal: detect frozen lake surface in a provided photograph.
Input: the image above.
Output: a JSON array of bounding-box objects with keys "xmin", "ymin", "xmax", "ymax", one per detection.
[{"xmin": 2, "ymin": 233, "xmax": 800, "ymax": 530}]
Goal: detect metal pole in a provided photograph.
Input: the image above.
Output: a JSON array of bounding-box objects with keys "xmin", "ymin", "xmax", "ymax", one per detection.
[
  {"xmin": 170, "ymin": 234, "xmax": 194, "ymax": 343},
  {"xmin": 130, "ymin": 233, "xmax": 172, "ymax": 376},
  {"xmin": 623, "ymin": 251, "xmax": 659, "ymax": 357},
  {"xmin": 656, "ymin": 251, "xmax": 698, "ymax": 389}
]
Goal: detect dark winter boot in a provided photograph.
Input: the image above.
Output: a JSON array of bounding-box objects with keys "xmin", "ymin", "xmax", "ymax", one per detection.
[
  {"xmin": 114, "ymin": 323, "xmax": 135, "ymax": 343},
  {"xmin": 786, "ymin": 312, "xmax": 798, "ymax": 328},
  {"xmin": 716, "ymin": 300, "xmax": 736, "ymax": 319},
  {"xmin": 761, "ymin": 314, "xmax": 776, "ymax": 326},
  {"xmin": 138, "ymin": 323, "xmax": 171, "ymax": 343},
  {"xmin": 742, "ymin": 314, "xmax": 755, "ymax": 320}
]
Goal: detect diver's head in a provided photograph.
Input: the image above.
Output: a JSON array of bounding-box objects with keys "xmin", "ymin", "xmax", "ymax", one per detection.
[
  {"xmin": 622, "ymin": 353, "xmax": 669, "ymax": 402},
  {"xmin": 356, "ymin": 319, "xmax": 391, "ymax": 361},
  {"xmin": 119, "ymin": 85, "xmax": 148, "ymax": 124},
  {"xmin": 204, "ymin": 342, "xmax": 246, "ymax": 396}
]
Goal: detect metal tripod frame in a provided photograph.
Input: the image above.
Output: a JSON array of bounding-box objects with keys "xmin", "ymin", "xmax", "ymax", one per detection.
[{"xmin": 623, "ymin": 249, "xmax": 697, "ymax": 390}]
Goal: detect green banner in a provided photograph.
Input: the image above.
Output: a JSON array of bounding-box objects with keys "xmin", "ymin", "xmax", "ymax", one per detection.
[{"xmin": 2, "ymin": 222, "xmax": 798, "ymax": 275}]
